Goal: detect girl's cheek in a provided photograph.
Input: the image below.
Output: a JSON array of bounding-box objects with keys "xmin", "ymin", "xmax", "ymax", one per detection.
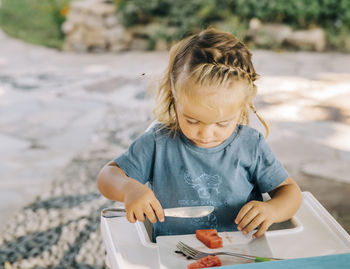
[{"xmin": 184, "ymin": 127, "xmax": 194, "ymax": 137}]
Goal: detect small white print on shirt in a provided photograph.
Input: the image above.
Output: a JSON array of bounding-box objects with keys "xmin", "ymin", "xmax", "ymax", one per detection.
[{"xmin": 184, "ymin": 170, "xmax": 221, "ymax": 200}]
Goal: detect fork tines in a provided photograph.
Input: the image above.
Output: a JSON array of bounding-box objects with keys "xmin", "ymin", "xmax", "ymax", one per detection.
[{"xmin": 176, "ymin": 241, "xmax": 201, "ymax": 259}]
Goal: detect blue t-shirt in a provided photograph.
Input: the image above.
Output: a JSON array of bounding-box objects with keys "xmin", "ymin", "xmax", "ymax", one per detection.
[{"xmin": 115, "ymin": 124, "xmax": 288, "ymax": 242}]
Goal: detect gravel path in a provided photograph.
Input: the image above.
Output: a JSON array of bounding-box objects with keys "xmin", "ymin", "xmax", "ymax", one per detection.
[{"xmin": 0, "ymin": 97, "xmax": 153, "ymax": 268}]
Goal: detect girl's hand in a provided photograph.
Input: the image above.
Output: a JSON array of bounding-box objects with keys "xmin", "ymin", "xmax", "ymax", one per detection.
[
  {"xmin": 123, "ymin": 181, "xmax": 165, "ymax": 224},
  {"xmin": 235, "ymin": 200, "xmax": 277, "ymax": 239}
]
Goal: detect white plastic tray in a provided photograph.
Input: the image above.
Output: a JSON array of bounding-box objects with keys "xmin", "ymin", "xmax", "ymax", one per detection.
[
  {"xmin": 266, "ymin": 192, "xmax": 350, "ymax": 259},
  {"xmin": 157, "ymin": 231, "xmax": 273, "ymax": 269}
]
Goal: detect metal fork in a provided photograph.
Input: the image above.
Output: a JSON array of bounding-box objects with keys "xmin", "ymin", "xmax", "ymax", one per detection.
[{"xmin": 176, "ymin": 241, "xmax": 282, "ymax": 263}]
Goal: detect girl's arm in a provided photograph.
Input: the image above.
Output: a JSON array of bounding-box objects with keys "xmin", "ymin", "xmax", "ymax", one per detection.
[
  {"xmin": 266, "ymin": 177, "xmax": 302, "ymax": 222},
  {"xmin": 235, "ymin": 177, "xmax": 302, "ymax": 238},
  {"xmin": 97, "ymin": 160, "xmax": 164, "ymax": 223}
]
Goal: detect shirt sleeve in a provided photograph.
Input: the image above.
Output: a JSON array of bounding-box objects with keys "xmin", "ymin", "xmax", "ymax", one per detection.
[
  {"xmin": 114, "ymin": 128, "xmax": 156, "ymax": 184},
  {"xmin": 253, "ymin": 133, "xmax": 289, "ymax": 193}
]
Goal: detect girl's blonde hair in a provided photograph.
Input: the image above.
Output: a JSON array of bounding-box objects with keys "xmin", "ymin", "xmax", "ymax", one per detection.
[{"xmin": 153, "ymin": 27, "xmax": 269, "ymax": 137}]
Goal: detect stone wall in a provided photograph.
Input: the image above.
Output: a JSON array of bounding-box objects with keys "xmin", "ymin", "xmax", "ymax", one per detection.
[
  {"xmin": 247, "ymin": 18, "xmax": 327, "ymax": 52},
  {"xmin": 62, "ymin": 0, "xmax": 132, "ymax": 52},
  {"xmin": 62, "ymin": 0, "xmax": 329, "ymax": 53},
  {"xmin": 62, "ymin": 0, "xmax": 175, "ymax": 53}
]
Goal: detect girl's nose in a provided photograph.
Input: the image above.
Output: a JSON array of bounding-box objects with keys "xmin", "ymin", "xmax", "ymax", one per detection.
[{"xmin": 198, "ymin": 125, "xmax": 214, "ymax": 140}]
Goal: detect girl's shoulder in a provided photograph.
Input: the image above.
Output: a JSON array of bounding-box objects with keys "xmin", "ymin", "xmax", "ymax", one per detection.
[
  {"xmin": 238, "ymin": 125, "xmax": 263, "ymax": 139},
  {"xmin": 235, "ymin": 126, "xmax": 270, "ymax": 160},
  {"xmin": 145, "ymin": 122, "xmax": 175, "ymax": 141},
  {"xmin": 127, "ymin": 123, "xmax": 172, "ymax": 152}
]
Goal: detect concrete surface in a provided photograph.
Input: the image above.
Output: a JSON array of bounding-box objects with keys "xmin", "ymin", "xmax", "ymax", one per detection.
[{"xmin": 1, "ymin": 28, "xmax": 350, "ymax": 233}]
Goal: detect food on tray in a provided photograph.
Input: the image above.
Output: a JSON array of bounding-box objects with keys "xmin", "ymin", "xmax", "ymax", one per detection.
[
  {"xmin": 196, "ymin": 229, "xmax": 223, "ymax": 249},
  {"xmin": 187, "ymin": 255, "xmax": 222, "ymax": 269}
]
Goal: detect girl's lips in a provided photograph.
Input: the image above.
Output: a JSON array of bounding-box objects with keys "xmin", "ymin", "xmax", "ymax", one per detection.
[
  {"xmin": 192, "ymin": 139, "xmax": 220, "ymax": 146},
  {"xmin": 193, "ymin": 139, "xmax": 212, "ymax": 144},
  {"xmin": 198, "ymin": 140, "xmax": 210, "ymax": 144}
]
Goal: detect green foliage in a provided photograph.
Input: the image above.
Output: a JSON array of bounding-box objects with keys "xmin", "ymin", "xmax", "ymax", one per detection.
[
  {"xmin": 227, "ymin": 0, "xmax": 350, "ymax": 51},
  {"xmin": 0, "ymin": 0, "xmax": 71, "ymax": 49},
  {"xmin": 115, "ymin": 0, "xmax": 227, "ymax": 41},
  {"xmin": 115, "ymin": 0, "xmax": 350, "ymax": 51},
  {"xmin": 0, "ymin": 0, "xmax": 349, "ymax": 51},
  {"xmin": 227, "ymin": 0, "xmax": 350, "ymax": 29}
]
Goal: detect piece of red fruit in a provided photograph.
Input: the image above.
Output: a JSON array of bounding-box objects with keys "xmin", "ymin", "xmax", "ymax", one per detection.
[
  {"xmin": 196, "ymin": 229, "xmax": 223, "ymax": 249},
  {"xmin": 187, "ymin": 255, "xmax": 222, "ymax": 269}
]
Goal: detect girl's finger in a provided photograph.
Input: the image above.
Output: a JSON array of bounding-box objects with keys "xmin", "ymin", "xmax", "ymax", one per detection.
[
  {"xmin": 243, "ymin": 214, "xmax": 264, "ymax": 234},
  {"xmin": 235, "ymin": 203, "xmax": 253, "ymax": 224},
  {"xmin": 237, "ymin": 208, "xmax": 259, "ymax": 231},
  {"xmin": 253, "ymin": 220, "xmax": 271, "ymax": 239},
  {"xmin": 144, "ymin": 204, "xmax": 157, "ymax": 223},
  {"xmin": 134, "ymin": 209, "xmax": 146, "ymax": 222},
  {"xmin": 126, "ymin": 209, "xmax": 136, "ymax": 223},
  {"xmin": 151, "ymin": 198, "xmax": 165, "ymax": 222}
]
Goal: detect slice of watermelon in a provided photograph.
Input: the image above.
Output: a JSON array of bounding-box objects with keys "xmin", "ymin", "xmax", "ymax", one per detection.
[
  {"xmin": 187, "ymin": 255, "xmax": 222, "ymax": 269},
  {"xmin": 196, "ymin": 229, "xmax": 223, "ymax": 249}
]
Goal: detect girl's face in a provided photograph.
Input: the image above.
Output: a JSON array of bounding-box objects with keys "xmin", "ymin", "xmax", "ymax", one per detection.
[{"xmin": 175, "ymin": 99, "xmax": 241, "ymax": 148}]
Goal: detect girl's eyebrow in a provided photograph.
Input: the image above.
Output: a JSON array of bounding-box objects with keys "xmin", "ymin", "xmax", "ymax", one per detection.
[
  {"xmin": 183, "ymin": 113, "xmax": 235, "ymax": 123},
  {"xmin": 183, "ymin": 113, "xmax": 198, "ymax": 120}
]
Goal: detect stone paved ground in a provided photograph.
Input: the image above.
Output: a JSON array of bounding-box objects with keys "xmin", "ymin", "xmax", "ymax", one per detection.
[{"xmin": 1, "ymin": 27, "xmax": 350, "ymax": 238}]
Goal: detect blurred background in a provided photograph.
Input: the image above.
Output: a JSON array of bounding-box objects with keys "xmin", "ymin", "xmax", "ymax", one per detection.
[
  {"xmin": 0, "ymin": 0, "xmax": 349, "ymax": 268},
  {"xmin": 0, "ymin": 0, "xmax": 350, "ymax": 52}
]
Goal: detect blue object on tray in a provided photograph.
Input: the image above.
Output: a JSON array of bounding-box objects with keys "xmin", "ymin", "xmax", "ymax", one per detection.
[{"xmin": 218, "ymin": 253, "xmax": 350, "ymax": 269}]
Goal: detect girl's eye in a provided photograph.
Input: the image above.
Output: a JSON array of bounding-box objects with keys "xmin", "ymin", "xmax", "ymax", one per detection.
[
  {"xmin": 216, "ymin": 122, "xmax": 230, "ymax": 127},
  {"xmin": 186, "ymin": 119, "xmax": 199, "ymax": 125}
]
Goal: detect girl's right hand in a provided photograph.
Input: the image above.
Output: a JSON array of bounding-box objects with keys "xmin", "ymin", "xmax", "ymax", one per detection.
[{"xmin": 123, "ymin": 181, "xmax": 165, "ymax": 224}]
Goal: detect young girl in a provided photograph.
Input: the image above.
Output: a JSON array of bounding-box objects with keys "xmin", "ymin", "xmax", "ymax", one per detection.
[{"xmin": 97, "ymin": 28, "xmax": 302, "ymax": 242}]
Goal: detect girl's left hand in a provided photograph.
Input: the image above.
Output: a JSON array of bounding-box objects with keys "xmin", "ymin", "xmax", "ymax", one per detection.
[{"xmin": 235, "ymin": 200, "xmax": 277, "ymax": 239}]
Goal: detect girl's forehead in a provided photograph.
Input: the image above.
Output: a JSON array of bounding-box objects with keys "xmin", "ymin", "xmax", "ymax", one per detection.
[
  {"xmin": 175, "ymin": 79, "xmax": 247, "ymax": 123},
  {"xmin": 176, "ymin": 75, "xmax": 248, "ymax": 101},
  {"xmin": 176, "ymin": 98, "xmax": 241, "ymax": 124}
]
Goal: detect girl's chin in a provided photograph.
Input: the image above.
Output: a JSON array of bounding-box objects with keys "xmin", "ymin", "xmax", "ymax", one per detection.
[{"xmin": 191, "ymin": 140, "xmax": 222, "ymax": 148}]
